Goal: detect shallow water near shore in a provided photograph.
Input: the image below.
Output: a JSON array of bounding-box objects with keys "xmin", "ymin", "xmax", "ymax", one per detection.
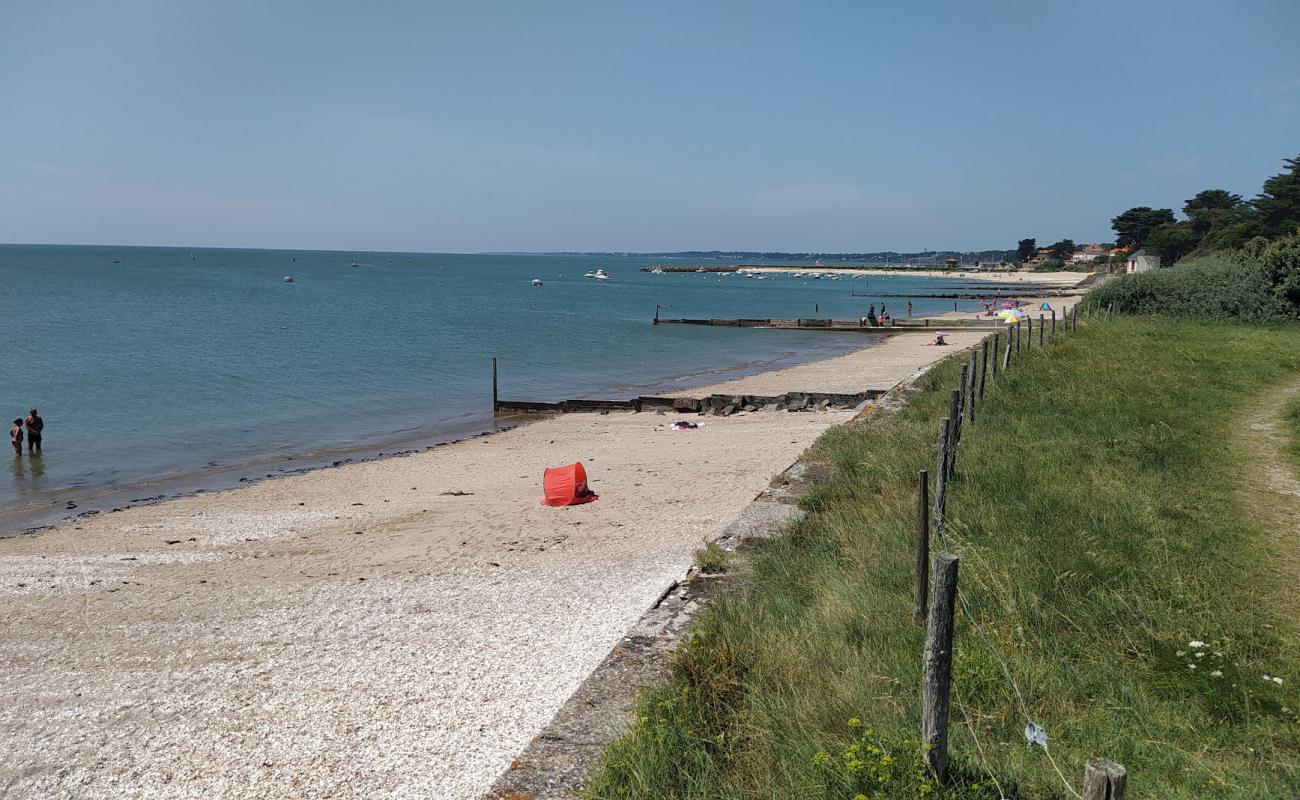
[{"xmin": 0, "ymin": 245, "xmax": 999, "ymax": 530}]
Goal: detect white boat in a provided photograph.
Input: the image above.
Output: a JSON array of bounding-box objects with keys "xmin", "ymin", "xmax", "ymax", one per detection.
[
  {"xmin": 531, "ymin": 278, "xmax": 543, "ymax": 286},
  {"xmin": 282, "ymin": 275, "xmax": 294, "ymax": 283},
  {"xmin": 587, "ymin": 268, "xmax": 611, "ymax": 280}
]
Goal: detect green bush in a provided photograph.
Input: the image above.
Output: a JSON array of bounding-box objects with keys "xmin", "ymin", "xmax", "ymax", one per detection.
[{"xmin": 1084, "ymin": 255, "xmax": 1294, "ymax": 322}]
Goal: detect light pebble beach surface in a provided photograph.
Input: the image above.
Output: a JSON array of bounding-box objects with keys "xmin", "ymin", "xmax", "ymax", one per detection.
[{"xmin": 0, "ymin": 292, "xmax": 1078, "ymax": 799}]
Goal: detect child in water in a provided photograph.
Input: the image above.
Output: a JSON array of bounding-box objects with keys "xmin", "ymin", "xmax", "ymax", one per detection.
[{"xmin": 10, "ymin": 419, "xmax": 23, "ymax": 455}]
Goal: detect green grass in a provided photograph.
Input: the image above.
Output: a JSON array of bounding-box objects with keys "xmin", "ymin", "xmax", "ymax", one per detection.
[
  {"xmin": 694, "ymin": 540, "xmax": 733, "ymax": 574},
  {"xmin": 585, "ymin": 318, "xmax": 1300, "ymax": 799}
]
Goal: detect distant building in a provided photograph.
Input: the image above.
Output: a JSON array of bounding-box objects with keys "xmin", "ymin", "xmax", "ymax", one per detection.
[
  {"xmin": 1071, "ymin": 243, "xmax": 1112, "ymax": 264},
  {"xmin": 944, "ymin": 257, "xmax": 960, "ymax": 267},
  {"xmin": 1126, "ymin": 249, "xmax": 1161, "ymax": 273}
]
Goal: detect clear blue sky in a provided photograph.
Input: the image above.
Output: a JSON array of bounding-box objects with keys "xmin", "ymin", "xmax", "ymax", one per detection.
[{"xmin": 3, "ymin": 1, "xmax": 1298, "ymax": 253}]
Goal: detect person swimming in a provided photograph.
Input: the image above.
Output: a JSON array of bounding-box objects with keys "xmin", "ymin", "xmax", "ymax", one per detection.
[{"xmin": 10, "ymin": 419, "xmax": 23, "ymax": 455}]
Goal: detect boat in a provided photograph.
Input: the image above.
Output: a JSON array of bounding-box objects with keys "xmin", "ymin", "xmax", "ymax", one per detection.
[
  {"xmin": 586, "ymin": 268, "xmax": 611, "ymax": 281},
  {"xmin": 531, "ymin": 278, "xmax": 543, "ymax": 286},
  {"xmin": 350, "ymin": 261, "xmax": 359, "ymax": 268},
  {"xmin": 283, "ymin": 276, "xmax": 294, "ymax": 283},
  {"xmin": 112, "ymin": 259, "xmax": 120, "ymax": 264}
]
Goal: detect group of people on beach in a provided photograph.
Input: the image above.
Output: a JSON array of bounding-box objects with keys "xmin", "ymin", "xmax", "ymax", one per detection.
[
  {"xmin": 9, "ymin": 409, "xmax": 44, "ymax": 455},
  {"xmin": 860, "ymin": 301, "xmax": 915, "ymax": 327}
]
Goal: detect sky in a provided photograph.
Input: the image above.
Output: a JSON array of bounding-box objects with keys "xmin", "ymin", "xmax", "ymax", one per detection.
[{"xmin": 2, "ymin": 1, "xmax": 1299, "ymax": 253}]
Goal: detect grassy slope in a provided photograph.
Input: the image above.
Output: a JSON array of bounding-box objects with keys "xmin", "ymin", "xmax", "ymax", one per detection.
[
  {"xmin": 586, "ymin": 318, "xmax": 1300, "ymax": 799},
  {"xmin": 1286, "ymin": 395, "xmax": 1300, "ymax": 470}
]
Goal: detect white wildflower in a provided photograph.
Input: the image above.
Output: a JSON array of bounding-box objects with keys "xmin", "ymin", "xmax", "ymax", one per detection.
[
  {"xmin": 1188, "ymin": 663, "xmax": 1196, "ymax": 670},
  {"xmin": 1176, "ymin": 650, "xmax": 1185, "ymax": 657},
  {"xmin": 1189, "ymin": 640, "xmax": 1206, "ymax": 648},
  {"xmin": 1210, "ymin": 670, "xmax": 1223, "ymax": 677},
  {"xmin": 1195, "ymin": 652, "xmax": 1206, "ymax": 658},
  {"xmin": 1274, "ymin": 676, "xmax": 1284, "ymax": 685},
  {"xmin": 1264, "ymin": 674, "xmax": 1272, "ymax": 682}
]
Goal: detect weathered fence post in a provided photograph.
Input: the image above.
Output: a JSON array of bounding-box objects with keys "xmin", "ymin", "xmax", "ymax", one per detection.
[
  {"xmin": 1039, "ymin": 314, "xmax": 1045, "ymax": 347},
  {"xmin": 991, "ymin": 332, "xmax": 1000, "ymax": 379},
  {"xmin": 1026, "ymin": 316, "xmax": 1032, "ymax": 351},
  {"xmin": 1082, "ymin": 757, "xmax": 1127, "ymax": 800},
  {"xmin": 492, "ymin": 357, "xmax": 499, "ymax": 416},
  {"xmin": 978, "ymin": 339, "xmax": 989, "ymax": 401},
  {"xmin": 933, "ymin": 419, "xmax": 950, "ymax": 536},
  {"xmin": 947, "ymin": 388, "xmax": 962, "ymax": 479},
  {"xmin": 1051, "ymin": 308, "xmax": 1057, "ymax": 336},
  {"xmin": 1015, "ymin": 321, "xmax": 1022, "ymax": 354},
  {"xmin": 966, "ymin": 352, "xmax": 977, "ymax": 424},
  {"xmin": 922, "ymin": 553, "xmax": 960, "ymax": 784},
  {"xmin": 1002, "ymin": 330, "xmax": 1012, "ymax": 372},
  {"xmin": 914, "ymin": 469, "xmax": 930, "ymax": 624}
]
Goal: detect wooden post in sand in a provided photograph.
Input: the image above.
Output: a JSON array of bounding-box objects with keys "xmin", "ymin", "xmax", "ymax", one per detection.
[
  {"xmin": 1082, "ymin": 758, "xmax": 1128, "ymax": 800},
  {"xmin": 922, "ymin": 553, "xmax": 959, "ymax": 783},
  {"xmin": 914, "ymin": 469, "xmax": 930, "ymax": 624},
  {"xmin": 1039, "ymin": 315, "xmax": 1045, "ymax": 347},
  {"xmin": 492, "ymin": 357, "xmax": 498, "ymax": 416},
  {"xmin": 978, "ymin": 339, "xmax": 989, "ymax": 402},
  {"xmin": 933, "ymin": 418, "xmax": 950, "ymax": 536}
]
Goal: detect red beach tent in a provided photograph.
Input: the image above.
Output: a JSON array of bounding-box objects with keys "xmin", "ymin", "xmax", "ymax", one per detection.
[{"xmin": 541, "ymin": 463, "xmax": 598, "ymax": 507}]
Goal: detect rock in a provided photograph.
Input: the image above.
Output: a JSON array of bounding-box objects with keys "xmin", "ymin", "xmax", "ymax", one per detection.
[
  {"xmin": 743, "ymin": 405, "xmax": 757, "ymax": 412},
  {"xmin": 672, "ymin": 397, "xmax": 700, "ymax": 413},
  {"xmin": 763, "ymin": 403, "xmax": 782, "ymax": 412},
  {"xmin": 721, "ymin": 405, "xmax": 737, "ymax": 416}
]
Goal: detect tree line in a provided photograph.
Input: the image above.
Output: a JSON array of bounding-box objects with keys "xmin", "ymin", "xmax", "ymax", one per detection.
[{"xmin": 1110, "ymin": 154, "xmax": 1300, "ymax": 264}]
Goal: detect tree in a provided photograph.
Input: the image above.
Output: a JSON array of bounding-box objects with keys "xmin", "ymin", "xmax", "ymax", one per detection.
[
  {"xmin": 1111, "ymin": 207, "xmax": 1175, "ymax": 249},
  {"xmin": 1252, "ymin": 155, "xmax": 1300, "ymax": 238},
  {"xmin": 1016, "ymin": 238, "xmax": 1036, "ymax": 262},
  {"xmin": 1144, "ymin": 222, "xmax": 1199, "ymax": 266},
  {"xmin": 1184, "ymin": 189, "xmax": 1245, "ymax": 240},
  {"xmin": 1047, "ymin": 239, "xmax": 1076, "ymax": 262}
]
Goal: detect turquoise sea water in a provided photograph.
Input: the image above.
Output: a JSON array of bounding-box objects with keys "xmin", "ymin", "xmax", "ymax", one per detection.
[{"xmin": 0, "ymin": 245, "xmax": 995, "ymax": 529}]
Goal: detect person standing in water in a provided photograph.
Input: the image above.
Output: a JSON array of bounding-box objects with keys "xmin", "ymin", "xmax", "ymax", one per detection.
[
  {"xmin": 24, "ymin": 408, "xmax": 43, "ymax": 453},
  {"xmin": 10, "ymin": 419, "xmax": 23, "ymax": 455}
]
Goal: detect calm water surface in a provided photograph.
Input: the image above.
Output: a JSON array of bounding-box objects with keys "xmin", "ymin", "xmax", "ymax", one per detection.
[{"xmin": 0, "ymin": 245, "xmax": 998, "ymax": 528}]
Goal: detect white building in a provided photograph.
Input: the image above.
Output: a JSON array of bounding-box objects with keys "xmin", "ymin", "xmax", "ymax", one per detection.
[{"xmin": 1126, "ymin": 249, "xmax": 1161, "ymax": 273}]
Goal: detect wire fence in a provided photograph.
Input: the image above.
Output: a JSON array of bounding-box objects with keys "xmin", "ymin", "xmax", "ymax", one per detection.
[{"xmin": 913, "ymin": 301, "xmax": 1127, "ymax": 800}]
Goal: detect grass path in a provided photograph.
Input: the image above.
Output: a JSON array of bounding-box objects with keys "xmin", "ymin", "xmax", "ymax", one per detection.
[{"xmin": 1237, "ymin": 380, "xmax": 1300, "ymax": 601}]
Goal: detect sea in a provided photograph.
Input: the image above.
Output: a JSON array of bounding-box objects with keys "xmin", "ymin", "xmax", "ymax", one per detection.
[{"xmin": 0, "ymin": 245, "xmax": 996, "ymax": 531}]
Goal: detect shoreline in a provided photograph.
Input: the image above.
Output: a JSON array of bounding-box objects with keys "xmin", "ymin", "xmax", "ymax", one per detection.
[
  {"xmin": 741, "ymin": 266, "xmax": 1095, "ymax": 286},
  {"xmin": 0, "ymin": 293, "xmax": 1079, "ymax": 799},
  {"xmin": 0, "ymin": 330, "xmax": 873, "ymax": 536}
]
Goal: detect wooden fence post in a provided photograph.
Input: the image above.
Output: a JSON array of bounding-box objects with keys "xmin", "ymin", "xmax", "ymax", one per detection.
[
  {"xmin": 922, "ymin": 553, "xmax": 960, "ymax": 784},
  {"xmin": 914, "ymin": 470, "xmax": 930, "ymax": 624},
  {"xmin": 978, "ymin": 339, "xmax": 989, "ymax": 402},
  {"xmin": 1051, "ymin": 308, "xmax": 1057, "ymax": 336},
  {"xmin": 1026, "ymin": 316, "xmax": 1032, "ymax": 351},
  {"xmin": 966, "ymin": 352, "xmax": 977, "ymax": 424},
  {"xmin": 947, "ymin": 389, "xmax": 962, "ymax": 478},
  {"xmin": 1002, "ymin": 330, "xmax": 1012, "ymax": 371},
  {"xmin": 492, "ymin": 357, "xmax": 499, "ymax": 416},
  {"xmin": 933, "ymin": 419, "xmax": 950, "ymax": 536},
  {"xmin": 1015, "ymin": 321, "xmax": 1022, "ymax": 354},
  {"xmin": 991, "ymin": 332, "xmax": 1000, "ymax": 379},
  {"xmin": 1082, "ymin": 757, "xmax": 1127, "ymax": 800},
  {"xmin": 1039, "ymin": 314, "xmax": 1045, "ymax": 347}
]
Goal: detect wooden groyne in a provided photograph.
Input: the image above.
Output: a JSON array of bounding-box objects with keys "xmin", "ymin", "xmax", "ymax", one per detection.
[
  {"xmin": 495, "ymin": 390, "xmax": 884, "ymax": 417},
  {"xmin": 653, "ymin": 317, "xmax": 1008, "ymax": 332}
]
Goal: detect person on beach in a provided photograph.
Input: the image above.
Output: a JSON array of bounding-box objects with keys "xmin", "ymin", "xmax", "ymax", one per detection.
[
  {"xmin": 907, "ymin": 301, "xmax": 913, "ymax": 318},
  {"xmin": 925, "ymin": 333, "xmax": 948, "ymax": 346},
  {"xmin": 24, "ymin": 409, "xmax": 43, "ymax": 453},
  {"xmin": 867, "ymin": 304, "xmax": 878, "ymax": 327},
  {"xmin": 10, "ymin": 419, "xmax": 23, "ymax": 455}
]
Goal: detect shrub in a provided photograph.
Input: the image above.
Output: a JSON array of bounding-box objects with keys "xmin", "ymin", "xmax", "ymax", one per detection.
[{"xmin": 1084, "ymin": 255, "xmax": 1294, "ymax": 323}]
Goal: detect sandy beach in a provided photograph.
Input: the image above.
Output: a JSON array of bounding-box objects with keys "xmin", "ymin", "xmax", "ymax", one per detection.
[
  {"xmin": 0, "ymin": 295, "xmax": 1078, "ymax": 799},
  {"xmin": 743, "ymin": 266, "xmax": 1094, "ymax": 287}
]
